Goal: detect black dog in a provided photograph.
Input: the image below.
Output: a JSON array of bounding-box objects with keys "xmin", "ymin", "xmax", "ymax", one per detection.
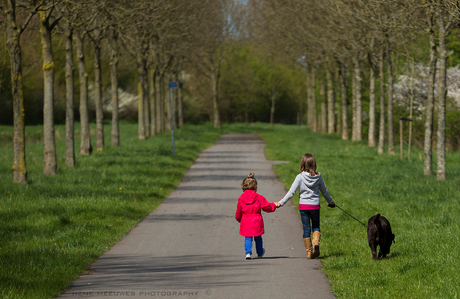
[{"xmin": 367, "ymin": 214, "xmax": 395, "ymax": 260}]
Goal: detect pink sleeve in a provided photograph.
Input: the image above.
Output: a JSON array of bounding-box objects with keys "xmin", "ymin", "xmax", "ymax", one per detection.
[
  {"xmin": 235, "ymin": 201, "xmax": 242, "ymax": 222},
  {"xmin": 260, "ymin": 196, "xmax": 276, "ymax": 213}
]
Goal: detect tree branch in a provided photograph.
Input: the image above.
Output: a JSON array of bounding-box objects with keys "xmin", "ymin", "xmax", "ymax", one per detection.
[{"xmin": 20, "ymin": 0, "xmax": 46, "ymax": 35}]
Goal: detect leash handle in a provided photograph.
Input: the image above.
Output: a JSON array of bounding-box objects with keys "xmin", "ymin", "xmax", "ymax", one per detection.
[{"xmin": 335, "ymin": 204, "xmax": 368, "ymax": 228}]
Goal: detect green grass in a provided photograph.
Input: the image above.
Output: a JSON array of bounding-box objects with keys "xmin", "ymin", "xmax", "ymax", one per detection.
[
  {"xmin": 0, "ymin": 122, "xmax": 225, "ymax": 299},
  {"xmin": 259, "ymin": 125, "xmax": 460, "ymax": 299},
  {"xmin": 1, "ymin": 122, "xmax": 459, "ymax": 298}
]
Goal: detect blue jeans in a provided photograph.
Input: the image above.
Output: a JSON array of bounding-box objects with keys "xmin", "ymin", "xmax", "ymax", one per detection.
[
  {"xmin": 300, "ymin": 209, "xmax": 320, "ymax": 238},
  {"xmin": 244, "ymin": 236, "xmax": 263, "ymax": 255}
]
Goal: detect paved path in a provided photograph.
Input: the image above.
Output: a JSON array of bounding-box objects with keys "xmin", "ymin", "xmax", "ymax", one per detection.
[{"xmin": 59, "ymin": 134, "xmax": 335, "ymax": 299}]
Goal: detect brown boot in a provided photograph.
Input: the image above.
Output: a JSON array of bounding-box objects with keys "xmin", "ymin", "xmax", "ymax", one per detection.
[
  {"xmin": 312, "ymin": 231, "xmax": 321, "ymax": 258},
  {"xmin": 303, "ymin": 238, "xmax": 312, "ymax": 259}
]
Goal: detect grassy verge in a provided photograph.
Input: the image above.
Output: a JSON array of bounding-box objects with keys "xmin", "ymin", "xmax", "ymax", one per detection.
[
  {"xmin": 0, "ymin": 122, "xmax": 225, "ymax": 299},
  {"xmin": 259, "ymin": 125, "xmax": 460, "ymax": 299}
]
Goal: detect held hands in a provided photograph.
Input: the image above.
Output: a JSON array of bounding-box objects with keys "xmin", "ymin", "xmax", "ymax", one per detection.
[{"xmin": 274, "ymin": 201, "xmax": 334, "ymax": 208}]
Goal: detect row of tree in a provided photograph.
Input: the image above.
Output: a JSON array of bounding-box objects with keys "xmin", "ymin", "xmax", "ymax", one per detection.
[
  {"xmin": 3, "ymin": 0, "xmax": 460, "ymax": 184},
  {"xmin": 247, "ymin": 0, "xmax": 460, "ymax": 180},
  {"xmin": 1, "ymin": 0, "xmax": 238, "ymax": 184}
]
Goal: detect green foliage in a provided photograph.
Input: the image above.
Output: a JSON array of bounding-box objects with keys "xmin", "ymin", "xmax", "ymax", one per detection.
[
  {"xmin": 260, "ymin": 125, "xmax": 460, "ymax": 299},
  {"xmin": 218, "ymin": 44, "xmax": 305, "ymax": 123}
]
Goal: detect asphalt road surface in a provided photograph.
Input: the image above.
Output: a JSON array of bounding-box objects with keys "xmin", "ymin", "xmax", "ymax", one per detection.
[{"xmin": 58, "ymin": 133, "xmax": 335, "ymax": 299}]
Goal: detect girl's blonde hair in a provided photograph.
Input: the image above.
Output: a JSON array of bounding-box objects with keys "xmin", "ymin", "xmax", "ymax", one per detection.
[
  {"xmin": 300, "ymin": 153, "xmax": 318, "ymax": 176},
  {"xmin": 241, "ymin": 172, "xmax": 257, "ymax": 191}
]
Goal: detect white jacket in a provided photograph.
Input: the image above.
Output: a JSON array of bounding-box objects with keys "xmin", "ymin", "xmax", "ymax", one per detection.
[{"xmin": 279, "ymin": 172, "xmax": 333, "ymax": 207}]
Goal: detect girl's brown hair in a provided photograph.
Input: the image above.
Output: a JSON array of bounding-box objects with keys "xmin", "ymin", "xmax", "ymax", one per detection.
[
  {"xmin": 300, "ymin": 153, "xmax": 318, "ymax": 176},
  {"xmin": 241, "ymin": 172, "xmax": 258, "ymax": 191}
]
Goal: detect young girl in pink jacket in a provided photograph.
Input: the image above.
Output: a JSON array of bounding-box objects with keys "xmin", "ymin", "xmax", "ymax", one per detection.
[{"xmin": 235, "ymin": 173, "xmax": 279, "ymax": 259}]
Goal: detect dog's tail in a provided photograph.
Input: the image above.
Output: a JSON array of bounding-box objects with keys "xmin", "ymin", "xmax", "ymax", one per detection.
[{"xmin": 374, "ymin": 214, "xmax": 381, "ymax": 228}]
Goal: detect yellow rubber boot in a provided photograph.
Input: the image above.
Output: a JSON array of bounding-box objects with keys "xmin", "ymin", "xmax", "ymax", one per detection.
[
  {"xmin": 303, "ymin": 238, "xmax": 313, "ymax": 259},
  {"xmin": 312, "ymin": 231, "xmax": 321, "ymax": 258}
]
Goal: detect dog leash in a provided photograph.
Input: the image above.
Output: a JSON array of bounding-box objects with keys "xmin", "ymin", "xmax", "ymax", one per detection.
[{"xmin": 333, "ymin": 204, "xmax": 368, "ymax": 228}]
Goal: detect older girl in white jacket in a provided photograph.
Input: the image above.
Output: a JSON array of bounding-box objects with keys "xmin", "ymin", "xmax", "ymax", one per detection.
[{"xmin": 277, "ymin": 153, "xmax": 335, "ymax": 259}]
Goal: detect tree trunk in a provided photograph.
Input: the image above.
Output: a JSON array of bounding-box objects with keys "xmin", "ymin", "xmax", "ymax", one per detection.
[
  {"xmin": 320, "ymin": 76, "xmax": 327, "ymax": 134},
  {"xmin": 173, "ymin": 77, "xmax": 178, "ymax": 129},
  {"xmin": 108, "ymin": 27, "xmax": 119, "ymax": 147},
  {"xmin": 386, "ymin": 38, "xmax": 395, "ymax": 155},
  {"xmin": 408, "ymin": 60, "xmax": 415, "ymax": 161},
  {"xmin": 155, "ymin": 71, "xmax": 164, "ymax": 133},
  {"xmin": 270, "ymin": 87, "xmax": 276, "ymax": 127},
  {"xmin": 424, "ymin": 15, "xmax": 437, "ymax": 175},
  {"xmin": 64, "ymin": 24, "xmax": 75, "ymax": 166},
  {"xmin": 378, "ymin": 47, "xmax": 386, "ymax": 155},
  {"xmin": 306, "ymin": 72, "xmax": 311, "ymax": 129},
  {"xmin": 165, "ymin": 73, "xmax": 172, "ymax": 131},
  {"xmin": 5, "ymin": 0, "xmax": 28, "ymax": 183},
  {"xmin": 299, "ymin": 81, "xmax": 304, "ymax": 127},
  {"xmin": 352, "ymin": 55, "xmax": 362, "ymax": 141},
  {"xmin": 368, "ymin": 53, "xmax": 376, "ymax": 147},
  {"xmin": 326, "ymin": 67, "xmax": 335, "ymax": 134},
  {"xmin": 335, "ymin": 68, "xmax": 341, "ymax": 133},
  {"xmin": 143, "ymin": 69, "xmax": 150, "ymax": 137},
  {"xmin": 93, "ymin": 30, "xmax": 105, "ymax": 150},
  {"xmin": 148, "ymin": 66, "xmax": 156, "ymax": 135},
  {"xmin": 178, "ymin": 71, "xmax": 184, "ymax": 127},
  {"xmin": 39, "ymin": 11, "xmax": 57, "ymax": 175},
  {"xmin": 136, "ymin": 55, "xmax": 147, "ymax": 140},
  {"xmin": 339, "ymin": 62, "xmax": 348, "ymax": 140},
  {"xmin": 352, "ymin": 65, "xmax": 356, "ymax": 139},
  {"xmin": 161, "ymin": 73, "xmax": 166, "ymax": 132},
  {"xmin": 308, "ymin": 66, "xmax": 317, "ymax": 132},
  {"xmin": 211, "ymin": 70, "xmax": 221, "ymax": 128},
  {"xmin": 400, "ymin": 119, "xmax": 404, "ymax": 160},
  {"xmin": 436, "ymin": 14, "xmax": 449, "ymax": 180},
  {"xmin": 75, "ymin": 33, "xmax": 92, "ymax": 156}
]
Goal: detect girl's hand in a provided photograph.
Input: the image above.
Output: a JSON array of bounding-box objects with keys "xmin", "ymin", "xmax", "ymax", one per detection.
[
  {"xmin": 328, "ymin": 202, "xmax": 336, "ymax": 208},
  {"xmin": 275, "ymin": 202, "xmax": 281, "ymax": 208}
]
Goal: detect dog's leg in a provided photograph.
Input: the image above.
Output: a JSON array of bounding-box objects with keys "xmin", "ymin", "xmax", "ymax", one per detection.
[
  {"xmin": 383, "ymin": 233, "xmax": 395, "ymax": 257},
  {"xmin": 369, "ymin": 240, "xmax": 378, "ymax": 260},
  {"xmin": 378, "ymin": 245, "xmax": 383, "ymax": 259}
]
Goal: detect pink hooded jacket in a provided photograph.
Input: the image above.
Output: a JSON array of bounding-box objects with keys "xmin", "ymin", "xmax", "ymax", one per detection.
[{"xmin": 235, "ymin": 190, "xmax": 277, "ymax": 237}]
